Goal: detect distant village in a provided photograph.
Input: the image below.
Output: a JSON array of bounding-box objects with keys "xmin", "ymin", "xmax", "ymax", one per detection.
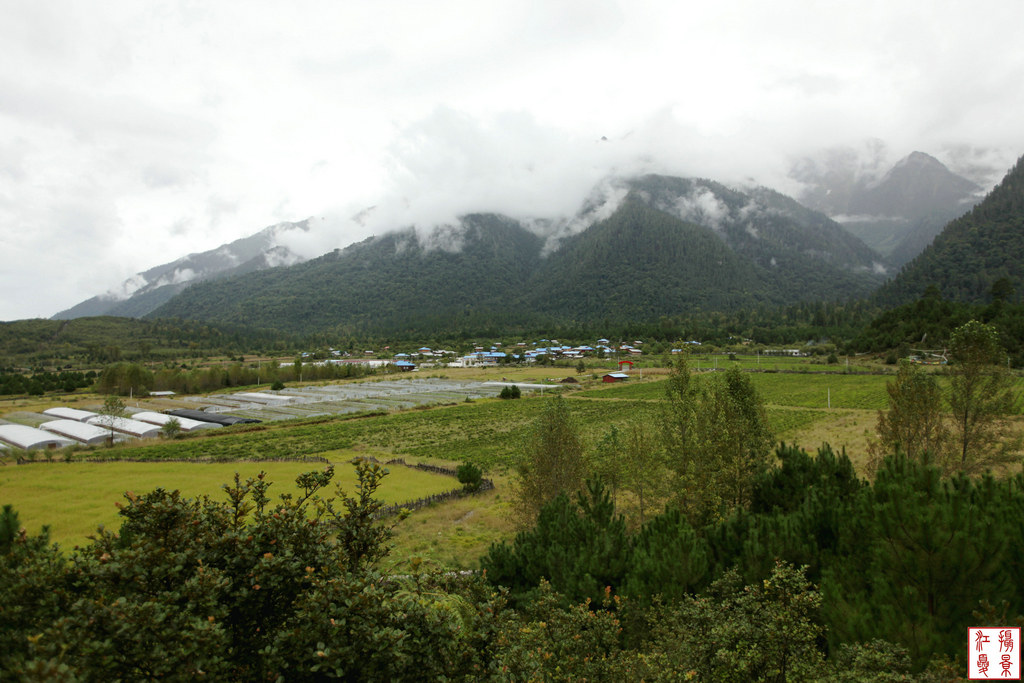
[
  {"xmin": 304, "ymin": 338, "xmax": 720, "ymax": 372},
  {"xmin": 300, "ymin": 336, "xmax": 814, "ymax": 373}
]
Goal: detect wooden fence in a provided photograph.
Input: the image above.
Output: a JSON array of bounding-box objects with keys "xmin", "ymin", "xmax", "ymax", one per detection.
[
  {"xmin": 355, "ymin": 456, "xmax": 495, "ymax": 519},
  {"xmin": 383, "ymin": 457, "xmax": 461, "ymax": 477},
  {"xmin": 372, "ymin": 478, "xmax": 495, "ymax": 519}
]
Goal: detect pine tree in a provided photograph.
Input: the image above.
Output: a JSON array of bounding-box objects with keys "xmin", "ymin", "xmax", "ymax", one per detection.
[
  {"xmin": 867, "ymin": 360, "xmax": 951, "ymax": 475},
  {"xmin": 661, "ymin": 356, "xmax": 775, "ymax": 524},
  {"xmin": 947, "ymin": 320, "xmax": 1021, "ymax": 474},
  {"xmin": 482, "ymin": 480, "xmax": 629, "ymax": 607},
  {"xmin": 511, "ymin": 396, "xmax": 588, "ymax": 527},
  {"xmin": 823, "ymin": 455, "xmax": 1020, "ymax": 670}
]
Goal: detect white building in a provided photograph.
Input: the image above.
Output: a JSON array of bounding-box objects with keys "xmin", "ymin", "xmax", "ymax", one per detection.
[
  {"xmin": 40, "ymin": 420, "xmax": 121, "ymax": 445},
  {"xmin": 0, "ymin": 424, "xmax": 77, "ymax": 450},
  {"xmin": 86, "ymin": 416, "xmax": 163, "ymax": 439},
  {"xmin": 42, "ymin": 407, "xmax": 98, "ymax": 422},
  {"xmin": 131, "ymin": 411, "xmax": 223, "ymax": 432}
]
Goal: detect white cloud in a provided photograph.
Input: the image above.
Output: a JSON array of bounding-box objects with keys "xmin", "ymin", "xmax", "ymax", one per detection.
[{"xmin": 1, "ymin": 0, "xmax": 1023, "ymax": 320}]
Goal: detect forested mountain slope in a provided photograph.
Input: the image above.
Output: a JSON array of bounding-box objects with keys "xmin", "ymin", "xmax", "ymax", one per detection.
[
  {"xmin": 523, "ymin": 196, "xmax": 773, "ymax": 319},
  {"xmin": 150, "ymin": 178, "xmax": 888, "ymax": 334},
  {"xmin": 152, "ymin": 214, "xmax": 545, "ymax": 333},
  {"xmin": 873, "ymin": 155, "xmax": 1024, "ymax": 307},
  {"xmin": 629, "ymin": 175, "xmax": 885, "ymax": 301}
]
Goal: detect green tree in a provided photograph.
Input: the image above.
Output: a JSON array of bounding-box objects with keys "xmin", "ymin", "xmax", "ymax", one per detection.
[
  {"xmin": 97, "ymin": 394, "xmax": 126, "ymax": 445},
  {"xmin": 622, "ymin": 507, "xmax": 710, "ymax": 605},
  {"xmin": 456, "ymin": 462, "xmax": 483, "ymax": 492},
  {"xmin": 0, "ymin": 504, "xmax": 22, "ymax": 553},
  {"xmin": 293, "ymin": 356, "xmax": 303, "ymax": 383},
  {"xmin": 947, "ymin": 320, "xmax": 1020, "ymax": 474},
  {"xmin": 500, "ymin": 385, "xmax": 522, "ymax": 400},
  {"xmin": 159, "ymin": 417, "xmax": 182, "ymax": 440},
  {"xmin": 575, "ymin": 359, "xmax": 586, "ymax": 374},
  {"xmin": 651, "ymin": 562, "xmax": 826, "ymax": 682},
  {"xmin": 1, "ymin": 463, "xmax": 500, "ymax": 680},
  {"xmin": 867, "ymin": 360, "xmax": 951, "ymax": 475},
  {"xmin": 511, "ymin": 396, "xmax": 588, "ymax": 527},
  {"xmin": 621, "ymin": 413, "xmax": 671, "ymax": 525},
  {"xmin": 483, "ymin": 480, "xmax": 630, "ymax": 608},
  {"xmin": 823, "ymin": 455, "xmax": 1019, "ymax": 670},
  {"xmin": 661, "ymin": 356, "xmax": 775, "ymax": 524},
  {"xmin": 592, "ymin": 424, "xmax": 625, "ymax": 507}
]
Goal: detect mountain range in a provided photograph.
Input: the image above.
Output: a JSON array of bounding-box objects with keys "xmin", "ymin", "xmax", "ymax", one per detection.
[
  {"xmin": 791, "ymin": 150, "xmax": 982, "ymax": 266},
  {"xmin": 143, "ymin": 176, "xmax": 888, "ymax": 334},
  {"xmin": 50, "ymin": 151, "xmax": 1019, "ymax": 335},
  {"xmin": 51, "ymin": 220, "xmax": 311, "ymax": 320}
]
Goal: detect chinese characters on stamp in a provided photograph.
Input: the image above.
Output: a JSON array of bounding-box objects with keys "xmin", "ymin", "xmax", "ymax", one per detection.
[{"xmin": 969, "ymin": 627, "xmax": 1020, "ymax": 679}]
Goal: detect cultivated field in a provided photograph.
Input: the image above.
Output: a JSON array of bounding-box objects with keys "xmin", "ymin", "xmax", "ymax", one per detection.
[{"xmin": 4, "ymin": 363, "xmax": 1022, "ymax": 570}]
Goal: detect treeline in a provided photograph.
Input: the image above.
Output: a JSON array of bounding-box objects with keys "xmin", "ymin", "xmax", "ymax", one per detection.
[
  {"xmin": 306, "ymin": 298, "xmax": 879, "ymax": 352},
  {"xmin": 0, "ymin": 316, "xmax": 304, "ymax": 367},
  {"xmin": 0, "ymin": 450, "xmax": 981, "ymax": 680},
  {"xmin": 11, "ymin": 288, "xmax": 1024, "ymax": 374},
  {"xmin": 0, "ymin": 370, "xmax": 93, "ymax": 396},
  {"xmin": 478, "ymin": 327, "xmax": 1021, "ymax": 676},
  {"xmin": 95, "ymin": 360, "xmax": 378, "ymax": 396},
  {"xmin": 852, "ymin": 282, "xmax": 1024, "ymax": 360}
]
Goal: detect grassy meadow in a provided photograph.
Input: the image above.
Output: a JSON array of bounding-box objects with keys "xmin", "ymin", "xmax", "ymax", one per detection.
[
  {"xmin": 389, "ymin": 474, "xmax": 516, "ymax": 572},
  {"xmin": 0, "ymin": 456, "xmax": 458, "ymax": 549}
]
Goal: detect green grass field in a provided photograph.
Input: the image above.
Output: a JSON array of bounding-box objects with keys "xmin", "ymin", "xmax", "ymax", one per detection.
[
  {"xmin": 389, "ymin": 481, "xmax": 516, "ymax": 572},
  {"xmin": 0, "ymin": 458, "xmax": 459, "ymax": 550},
  {"xmin": 747, "ymin": 373, "xmax": 892, "ymax": 410},
  {"xmin": 578, "ymin": 370, "xmax": 892, "ymax": 409}
]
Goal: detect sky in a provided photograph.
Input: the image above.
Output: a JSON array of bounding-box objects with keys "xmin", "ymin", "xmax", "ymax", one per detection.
[{"xmin": 2, "ymin": 0, "xmax": 1024, "ymax": 321}]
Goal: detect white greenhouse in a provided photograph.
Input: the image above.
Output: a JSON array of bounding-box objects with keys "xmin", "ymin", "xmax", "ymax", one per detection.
[
  {"xmin": 40, "ymin": 419, "xmax": 123, "ymax": 446},
  {"xmin": 0, "ymin": 424, "xmax": 76, "ymax": 451},
  {"xmin": 86, "ymin": 416, "xmax": 163, "ymax": 439},
  {"xmin": 42, "ymin": 407, "xmax": 99, "ymax": 422},
  {"xmin": 232, "ymin": 392, "xmax": 296, "ymax": 405},
  {"xmin": 131, "ymin": 411, "xmax": 222, "ymax": 432}
]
